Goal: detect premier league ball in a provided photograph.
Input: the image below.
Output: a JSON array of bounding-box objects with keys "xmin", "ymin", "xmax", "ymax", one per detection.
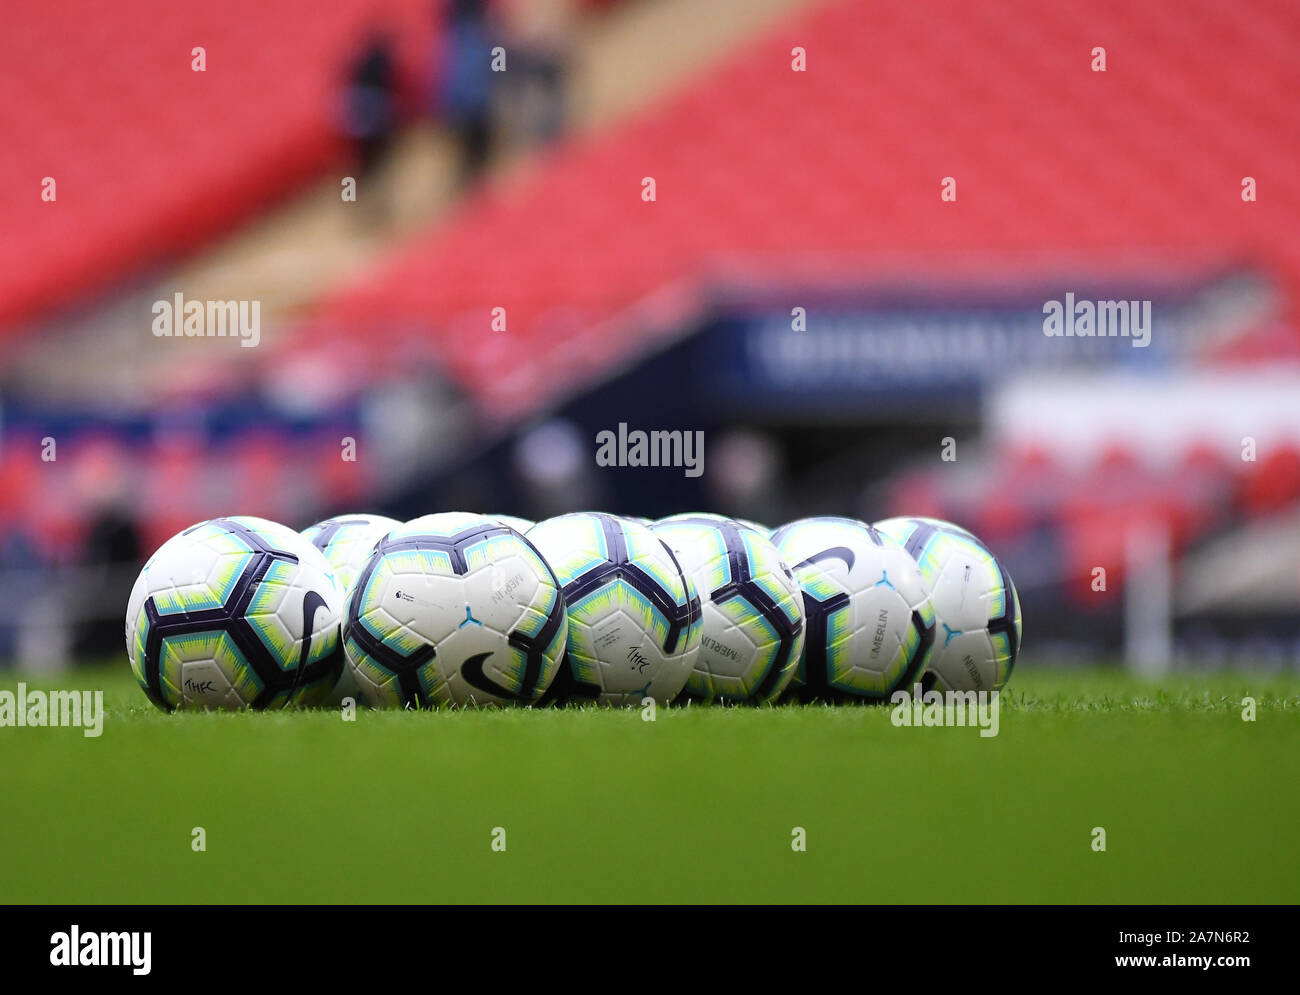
[
  {"xmin": 526, "ymin": 513, "xmax": 702, "ymax": 706},
  {"xmin": 771, "ymin": 516, "xmax": 935, "ymax": 701},
  {"xmin": 343, "ymin": 513, "xmax": 567, "ymax": 708},
  {"xmin": 874, "ymin": 516, "xmax": 1021, "ymax": 692},
  {"xmin": 125, "ymin": 516, "xmax": 346, "ymax": 710}
]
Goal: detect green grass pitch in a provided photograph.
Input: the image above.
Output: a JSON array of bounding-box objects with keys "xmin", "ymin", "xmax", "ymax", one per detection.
[{"xmin": 2, "ymin": 662, "xmax": 1297, "ymax": 903}]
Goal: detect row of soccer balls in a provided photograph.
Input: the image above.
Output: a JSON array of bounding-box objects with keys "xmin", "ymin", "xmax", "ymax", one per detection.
[{"xmin": 125, "ymin": 510, "xmax": 1022, "ymax": 711}]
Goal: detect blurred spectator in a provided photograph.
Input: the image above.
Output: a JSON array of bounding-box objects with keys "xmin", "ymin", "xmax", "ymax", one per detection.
[
  {"xmin": 342, "ymin": 29, "xmax": 400, "ymax": 219},
  {"xmin": 436, "ymin": 0, "xmax": 499, "ymax": 187},
  {"xmin": 512, "ymin": 417, "xmax": 599, "ymax": 518},
  {"xmin": 706, "ymin": 428, "xmax": 785, "ymax": 527},
  {"xmin": 499, "ymin": 0, "xmax": 574, "ymax": 145},
  {"xmin": 0, "ymin": 528, "xmax": 43, "ymax": 664},
  {"xmin": 72, "ymin": 503, "xmax": 142, "ymax": 660}
]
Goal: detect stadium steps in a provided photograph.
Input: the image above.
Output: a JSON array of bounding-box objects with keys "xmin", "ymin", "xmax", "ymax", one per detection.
[{"xmin": 155, "ymin": 0, "xmax": 820, "ymax": 346}]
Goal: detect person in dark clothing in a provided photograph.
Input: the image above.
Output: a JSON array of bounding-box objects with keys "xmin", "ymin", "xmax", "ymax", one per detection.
[
  {"xmin": 73, "ymin": 504, "xmax": 142, "ymax": 659},
  {"xmin": 499, "ymin": 0, "xmax": 572, "ymax": 146},
  {"xmin": 437, "ymin": 0, "xmax": 498, "ymax": 188},
  {"xmin": 343, "ymin": 31, "xmax": 400, "ymax": 216}
]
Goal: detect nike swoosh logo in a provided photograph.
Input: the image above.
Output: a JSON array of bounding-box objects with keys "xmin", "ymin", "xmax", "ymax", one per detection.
[
  {"xmin": 298, "ymin": 590, "xmax": 329, "ymax": 670},
  {"xmin": 795, "ymin": 546, "xmax": 856, "ymax": 573},
  {"xmin": 461, "ymin": 651, "xmax": 529, "ymax": 702}
]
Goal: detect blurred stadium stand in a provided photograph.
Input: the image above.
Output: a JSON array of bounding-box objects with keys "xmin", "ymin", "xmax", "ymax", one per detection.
[
  {"xmin": 282, "ymin": 0, "xmax": 1300, "ymax": 407},
  {"xmin": 2, "ymin": 0, "xmax": 1299, "ymax": 669},
  {"xmin": 0, "ymin": 0, "xmax": 439, "ymax": 332}
]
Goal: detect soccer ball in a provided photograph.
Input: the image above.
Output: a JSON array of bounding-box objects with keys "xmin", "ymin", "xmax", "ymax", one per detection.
[
  {"xmin": 494, "ymin": 514, "xmax": 535, "ymax": 534},
  {"xmin": 526, "ymin": 512, "xmax": 702, "ymax": 706},
  {"xmin": 771, "ymin": 516, "xmax": 935, "ymax": 701},
  {"xmin": 342, "ymin": 512, "xmax": 567, "ymax": 708},
  {"xmin": 301, "ymin": 513, "xmax": 401, "ymax": 703},
  {"xmin": 652, "ymin": 515, "xmax": 805, "ymax": 703},
  {"xmin": 735, "ymin": 518, "xmax": 774, "ymax": 539},
  {"xmin": 874, "ymin": 516, "xmax": 1022, "ymax": 692},
  {"xmin": 125, "ymin": 516, "xmax": 346, "ymax": 711},
  {"xmin": 301, "ymin": 513, "xmax": 401, "ymax": 590}
]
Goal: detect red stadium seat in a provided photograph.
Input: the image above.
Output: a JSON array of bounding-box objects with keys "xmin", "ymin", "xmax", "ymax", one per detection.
[{"xmin": 1241, "ymin": 444, "xmax": 1300, "ymax": 514}]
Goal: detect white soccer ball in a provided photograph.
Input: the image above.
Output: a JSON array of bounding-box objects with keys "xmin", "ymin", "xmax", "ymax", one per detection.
[
  {"xmin": 874, "ymin": 516, "xmax": 1022, "ymax": 692},
  {"xmin": 653, "ymin": 514, "xmax": 805, "ymax": 703},
  {"xmin": 125, "ymin": 516, "xmax": 346, "ymax": 710},
  {"xmin": 771, "ymin": 516, "xmax": 935, "ymax": 701},
  {"xmin": 301, "ymin": 513, "xmax": 401, "ymax": 590},
  {"xmin": 342, "ymin": 512, "xmax": 567, "ymax": 708},
  {"xmin": 526, "ymin": 512, "xmax": 702, "ymax": 706},
  {"xmin": 301, "ymin": 513, "xmax": 401, "ymax": 703}
]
